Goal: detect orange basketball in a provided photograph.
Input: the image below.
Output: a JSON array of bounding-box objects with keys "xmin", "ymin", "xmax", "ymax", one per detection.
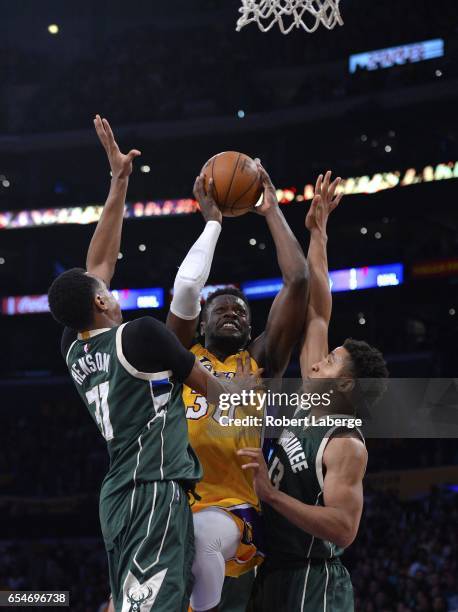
[{"xmin": 201, "ymin": 151, "xmax": 263, "ymax": 217}]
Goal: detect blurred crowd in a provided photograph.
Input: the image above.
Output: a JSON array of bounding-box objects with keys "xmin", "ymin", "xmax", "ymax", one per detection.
[
  {"xmin": 0, "ymin": 540, "xmax": 109, "ymax": 612},
  {"xmin": 0, "ymin": 489, "xmax": 456, "ymax": 611},
  {"xmin": 349, "ymin": 488, "xmax": 458, "ymax": 612},
  {"xmin": 0, "ymin": 396, "xmax": 106, "ymax": 498}
]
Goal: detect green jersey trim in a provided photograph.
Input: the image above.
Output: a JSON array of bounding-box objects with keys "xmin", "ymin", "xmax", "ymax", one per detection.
[
  {"xmin": 133, "ymin": 481, "xmax": 176, "ymax": 574},
  {"xmin": 115, "ymin": 323, "xmax": 173, "ymax": 381},
  {"xmin": 315, "ymin": 420, "xmax": 365, "ymax": 490},
  {"xmin": 300, "ymin": 559, "xmax": 312, "ymax": 612},
  {"xmin": 65, "ymin": 339, "xmax": 78, "ymax": 366}
]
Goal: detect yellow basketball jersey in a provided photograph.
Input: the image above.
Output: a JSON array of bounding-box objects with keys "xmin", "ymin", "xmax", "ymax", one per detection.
[{"xmin": 183, "ymin": 343, "xmax": 263, "ymax": 513}]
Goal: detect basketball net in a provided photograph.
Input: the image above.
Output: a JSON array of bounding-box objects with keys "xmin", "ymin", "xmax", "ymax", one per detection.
[{"xmin": 236, "ymin": 0, "xmax": 343, "ymax": 34}]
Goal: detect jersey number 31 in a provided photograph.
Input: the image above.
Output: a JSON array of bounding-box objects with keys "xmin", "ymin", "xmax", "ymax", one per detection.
[{"xmin": 86, "ymin": 382, "xmax": 114, "ymax": 441}]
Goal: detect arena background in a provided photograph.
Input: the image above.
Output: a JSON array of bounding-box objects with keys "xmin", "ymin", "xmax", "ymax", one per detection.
[{"xmin": 0, "ymin": 1, "xmax": 457, "ymax": 610}]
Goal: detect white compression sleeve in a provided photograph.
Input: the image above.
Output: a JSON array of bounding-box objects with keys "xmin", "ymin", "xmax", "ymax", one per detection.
[
  {"xmin": 170, "ymin": 220, "xmax": 221, "ymax": 320},
  {"xmin": 191, "ymin": 508, "xmax": 240, "ymax": 611}
]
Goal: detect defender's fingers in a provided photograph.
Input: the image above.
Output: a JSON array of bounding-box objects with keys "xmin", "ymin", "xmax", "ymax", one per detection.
[
  {"xmin": 126, "ymin": 149, "xmax": 141, "ymax": 161},
  {"xmin": 330, "ymin": 192, "xmax": 343, "ymax": 212},
  {"xmin": 241, "ymin": 462, "xmax": 260, "ymax": 470},
  {"xmin": 102, "ymin": 118, "xmax": 114, "ymax": 142},
  {"xmin": 315, "ymin": 174, "xmax": 323, "ymax": 195},
  {"xmin": 237, "ymin": 448, "xmax": 262, "ymax": 456},
  {"xmin": 94, "ymin": 115, "xmax": 108, "ymax": 145},
  {"xmin": 322, "ymin": 170, "xmax": 331, "ymax": 195},
  {"xmin": 328, "ymin": 177, "xmax": 341, "ymax": 201},
  {"xmin": 242, "ymin": 356, "xmax": 252, "ymax": 375},
  {"xmin": 310, "ymin": 194, "xmax": 321, "ymax": 213}
]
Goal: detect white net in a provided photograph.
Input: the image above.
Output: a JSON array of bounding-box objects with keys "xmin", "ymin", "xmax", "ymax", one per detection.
[{"xmin": 236, "ymin": 0, "xmax": 343, "ymax": 34}]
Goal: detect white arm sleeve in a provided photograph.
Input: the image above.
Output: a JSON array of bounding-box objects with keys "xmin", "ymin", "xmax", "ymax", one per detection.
[{"xmin": 170, "ymin": 220, "xmax": 222, "ymax": 320}]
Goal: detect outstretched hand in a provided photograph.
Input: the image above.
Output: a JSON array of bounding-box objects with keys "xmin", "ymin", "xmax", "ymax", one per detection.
[
  {"xmin": 237, "ymin": 447, "xmax": 275, "ymax": 502},
  {"xmin": 94, "ymin": 114, "xmax": 141, "ymax": 179},
  {"xmin": 305, "ymin": 170, "xmax": 342, "ymax": 233},
  {"xmin": 234, "ymin": 355, "xmax": 264, "ymax": 385},
  {"xmin": 253, "ymin": 159, "xmax": 278, "ymax": 216},
  {"xmin": 193, "ymin": 174, "xmax": 222, "ymax": 224}
]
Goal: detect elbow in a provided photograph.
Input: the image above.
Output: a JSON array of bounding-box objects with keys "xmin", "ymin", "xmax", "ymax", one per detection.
[
  {"xmin": 284, "ymin": 263, "xmax": 309, "ymax": 289},
  {"xmin": 332, "ymin": 523, "xmax": 358, "ymax": 549},
  {"xmin": 173, "ymin": 277, "xmax": 201, "ymax": 303}
]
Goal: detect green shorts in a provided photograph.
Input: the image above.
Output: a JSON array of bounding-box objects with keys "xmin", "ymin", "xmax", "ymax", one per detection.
[
  {"xmin": 104, "ymin": 481, "xmax": 194, "ymax": 612},
  {"xmin": 248, "ymin": 559, "xmax": 354, "ymax": 612}
]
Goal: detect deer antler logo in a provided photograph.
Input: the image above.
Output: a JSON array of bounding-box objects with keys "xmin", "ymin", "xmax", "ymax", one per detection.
[
  {"xmin": 121, "ymin": 569, "xmax": 167, "ymax": 612},
  {"xmin": 126, "ymin": 585, "xmax": 153, "ymax": 612}
]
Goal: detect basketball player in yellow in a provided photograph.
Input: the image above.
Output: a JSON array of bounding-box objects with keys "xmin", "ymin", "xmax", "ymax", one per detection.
[{"xmin": 166, "ymin": 161, "xmax": 309, "ymax": 612}]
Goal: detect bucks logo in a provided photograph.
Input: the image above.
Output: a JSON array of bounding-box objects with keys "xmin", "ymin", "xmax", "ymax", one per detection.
[
  {"xmin": 126, "ymin": 585, "xmax": 153, "ymax": 611},
  {"xmin": 122, "ymin": 569, "xmax": 167, "ymax": 612}
]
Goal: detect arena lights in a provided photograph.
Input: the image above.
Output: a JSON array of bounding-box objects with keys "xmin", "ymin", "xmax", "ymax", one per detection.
[
  {"xmin": 411, "ymin": 258, "xmax": 458, "ymax": 279},
  {"xmin": 1, "ymin": 288, "xmax": 164, "ymax": 316},
  {"xmin": 241, "ymin": 264, "xmax": 404, "ymax": 299},
  {"xmin": 0, "ymin": 264, "xmax": 403, "ymax": 316},
  {"xmin": 1, "ymin": 160, "xmax": 457, "ymax": 231},
  {"xmin": 349, "ymin": 38, "xmax": 444, "ymax": 73}
]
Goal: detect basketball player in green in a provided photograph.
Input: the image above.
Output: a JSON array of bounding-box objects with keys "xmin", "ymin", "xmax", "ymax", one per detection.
[
  {"xmin": 239, "ymin": 171, "xmax": 388, "ymax": 612},
  {"xmin": 48, "ymin": 116, "xmax": 258, "ymax": 612}
]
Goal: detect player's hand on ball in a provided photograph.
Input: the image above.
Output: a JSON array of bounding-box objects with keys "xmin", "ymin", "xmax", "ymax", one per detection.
[
  {"xmin": 254, "ymin": 159, "xmax": 278, "ymax": 216},
  {"xmin": 237, "ymin": 447, "xmax": 275, "ymax": 502},
  {"xmin": 94, "ymin": 114, "xmax": 141, "ymax": 179},
  {"xmin": 305, "ymin": 170, "xmax": 342, "ymax": 233},
  {"xmin": 193, "ymin": 174, "xmax": 222, "ymax": 224}
]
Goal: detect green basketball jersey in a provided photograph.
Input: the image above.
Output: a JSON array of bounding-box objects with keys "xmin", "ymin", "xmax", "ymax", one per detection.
[
  {"xmin": 264, "ymin": 416, "xmax": 364, "ymax": 566},
  {"xmin": 65, "ymin": 325, "xmax": 202, "ymax": 542}
]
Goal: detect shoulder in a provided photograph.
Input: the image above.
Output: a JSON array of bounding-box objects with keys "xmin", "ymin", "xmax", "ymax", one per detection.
[
  {"xmin": 121, "ymin": 316, "xmax": 167, "ymax": 340},
  {"xmin": 123, "ymin": 316, "xmax": 160, "ymax": 331},
  {"xmin": 323, "ymin": 435, "xmax": 367, "ymax": 470}
]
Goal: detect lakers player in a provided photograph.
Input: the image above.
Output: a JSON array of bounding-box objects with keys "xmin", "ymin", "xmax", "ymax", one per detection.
[
  {"xmin": 166, "ymin": 162, "xmax": 309, "ymax": 612},
  {"xmin": 239, "ymin": 172, "xmax": 389, "ymax": 612},
  {"xmin": 48, "ymin": 116, "xmax": 259, "ymax": 612}
]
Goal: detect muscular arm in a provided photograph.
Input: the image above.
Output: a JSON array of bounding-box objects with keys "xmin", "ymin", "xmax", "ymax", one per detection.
[
  {"xmin": 166, "ymin": 175, "xmax": 222, "ymax": 348},
  {"xmin": 85, "ymin": 115, "xmax": 140, "ymax": 286},
  {"xmin": 86, "ymin": 177, "xmax": 129, "ymax": 285},
  {"xmin": 122, "ymin": 317, "xmax": 255, "ymax": 401},
  {"xmin": 250, "ymin": 165, "xmax": 308, "ymax": 377},
  {"xmin": 300, "ymin": 172, "xmax": 342, "ymax": 377},
  {"xmin": 255, "ymin": 436, "xmax": 367, "ymax": 548}
]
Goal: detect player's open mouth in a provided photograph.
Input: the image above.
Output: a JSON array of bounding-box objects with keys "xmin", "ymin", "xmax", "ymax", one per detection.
[{"xmin": 219, "ymin": 321, "xmax": 239, "ymax": 331}]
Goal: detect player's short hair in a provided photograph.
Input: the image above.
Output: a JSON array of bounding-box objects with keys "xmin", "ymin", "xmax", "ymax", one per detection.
[
  {"xmin": 48, "ymin": 267, "xmax": 100, "ymax": 330},
  {"xmin": 343, "ymin": 338, "xmax": 389, "ymax": 406},
  {"xmin": 202, "ymin": 287, "xmax": 251, "ymax": 319}
]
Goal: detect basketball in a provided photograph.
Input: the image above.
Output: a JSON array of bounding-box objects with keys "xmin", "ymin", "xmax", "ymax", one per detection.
[{"xmin": 201, "ymin": 151, "xmax": 263, "ymax": 217}]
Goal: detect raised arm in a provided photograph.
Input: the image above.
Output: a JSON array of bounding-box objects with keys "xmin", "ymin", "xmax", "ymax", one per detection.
[
  {"xmin": 166, "ymin": 175, "xmax": 222, "ymax": 348},
  {"xmin": 249, "ymin": 162, "xmax": 308, "ymax": 377},
  {"xmin": 85, "ymin": 115, "xmax": 141, "ymax": 286},
  {"xmin": 299, "ymin": 171, "xmax": 342, "ymax": 378}
]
